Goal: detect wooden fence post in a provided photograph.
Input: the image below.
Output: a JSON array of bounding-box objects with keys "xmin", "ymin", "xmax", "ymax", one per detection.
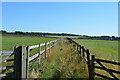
[
  {"xmin": 52, "ymin": 42, "xmax": 54, "ymax": 47},
  {"xmin": 45, "ymin": 42, "xmax": 47, "ymax": 59},
  {"xmin": 86, "ymin": 49, "xmax": 91, "ymax": 80},
  {"xmin": 91, "ymin": 55, "xmax": 95, "ymax": 80},
  {"xmin": 77, "ymin": 44, "xmax": 78, "ymax": 53},
  {"xmin": 49, "ymin": 41, "xmax": 50, "ymax": 54},
  {"xmin": 79, "ymin": 45, "xmax": 81, "ymax": 55},
  {"xmin": 26, "ymin": 46, "xmax": 30, "ymax": 78},
  {"xmin": 82, "ymin": 46, "xmax": 85, "ymax": 58},
  {"xmin": 38, "ymin": 44, "xmax": 41, "ymax": 67},
  {"xmin": 14, "ymin": 46, "xmax": 27, "ymax": 78}
]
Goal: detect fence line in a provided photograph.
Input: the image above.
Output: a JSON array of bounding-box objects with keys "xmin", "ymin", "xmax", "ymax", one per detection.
[
  {"xmin": 0, "ymin": 52, "xmax": 14, "ymax": 63},
  {"xmin": 2, "ymin": 38, "xmax": 119, "ymax": 79},
  {"xmin": 28, "ymin": 44, "xmax": 55, "ymax": 62},
  {"xmin": 0, "ymin": 52, "xmax": 14, "ymax": 78},
  {"xmin": 67, "ymin": 38, "xmax": 120, "ymax": 80},
  {"xmin": 0, "ymin": 39, "xmax": 58, "ymax": 79}
]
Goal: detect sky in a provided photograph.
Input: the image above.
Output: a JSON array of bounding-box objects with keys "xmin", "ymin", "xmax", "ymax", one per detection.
[
  {"xmin": 1, "ymin": 0, "xmax": 119, "ymax": 2},
  {"xmin": 2, "ymin": 2, "xmax": 118, "ymax": 36}
]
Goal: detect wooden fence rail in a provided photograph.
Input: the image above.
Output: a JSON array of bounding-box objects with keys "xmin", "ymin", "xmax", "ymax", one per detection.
[
  {"xmin": 0, "ymin": 39, "xmax": 58, "ymax": 79},
  {"xmin": 67, "ymin": 38, "xmax": 120, "ymax": 80},
  {"xmin": 0, "ymin": 50, "xmax": 15, "ymax": 78},
  {"xmin": 91, "ymin": 55, "xmax": 120, "ymax": 80}
]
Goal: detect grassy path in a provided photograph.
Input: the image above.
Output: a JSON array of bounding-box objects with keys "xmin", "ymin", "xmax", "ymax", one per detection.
[{"xmin": 29, "ymin": 38, "xmax": 88, "ymax": 79}]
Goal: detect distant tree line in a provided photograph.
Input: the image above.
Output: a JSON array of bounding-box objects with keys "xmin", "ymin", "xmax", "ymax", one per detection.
[
  {"xmin": 0, "ymin": 30, "xmax": 119, "ymax": 40},
  {"xmin": 78, "ymin": 35, "xmax": 120, "ymax": 41},
  {"xmin": 0, "ymin": 30, "xmax": 80, "ymax": 36}
]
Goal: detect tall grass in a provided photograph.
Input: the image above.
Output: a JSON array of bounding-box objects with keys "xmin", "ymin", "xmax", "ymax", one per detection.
[{"xmin": 29, "ymin": 39, "xmax": 88, "ymax": 79}]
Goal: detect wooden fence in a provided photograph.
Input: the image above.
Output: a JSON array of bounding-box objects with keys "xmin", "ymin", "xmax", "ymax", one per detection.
[
  {"xmin": 67, "ymin": 38, "xmax": 120, "ymax": 80},
  {"xmin": 0, "ymin": 39, "xmax": 58, "ymax": 79},
  {"xmin": 0, "ymin": 51, "xmax": 15, "ymax": 78}
]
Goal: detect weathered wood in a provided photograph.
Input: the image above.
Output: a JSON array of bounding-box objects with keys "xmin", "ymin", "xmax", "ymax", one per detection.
[
  {"xmin": 6, "ymin": 59, "xmax": 14, "ymax": 62},
  {"xmin": 95, "ymin": 66, "xmax": 120, "ymax": 74},
  {"xmin": 0, "ymin": 65, "xmax": 14, "ymax": 70},
  {"xmin": 29, "ymin": 43, "xmax": 44, "ymax": 50},
  {"xmin": 90, "ymin": 55, "xmax": 95, "ymax": 80},
  {"xmin": 14, "ymin": 46, "xmax": 27, "ymax": 78},
  {"xmin": 79, "ymin": 45, "xmax": 81, "ymax": 55},
  {"xmin": 45, "ymin": 42, "xmax": 47, "ymax": 59},
  {"xmin": 76, "ymin": 44, "xmax": 78, "ymax": 53},
  {"xmin": 52, "ymin": 41, "xmax": 55, "ymax": 47},
  {"xmin": 0, "ymin": 72, "xmax": 14, "ymax": 78},
  {"xmin": 26, "ymin": 46, "xmax": 30, "ymax": 78},
  {"xmin": 2, "ymin": 59, "xmax": 14, "ymax": 63},
  {"xmin": 1, "ymin": 51, "xmax": 15, "ymax": 55},
  {"xmin": 0, "ymin": 74, "xmax": 6, "ymax": 77},
  {"xmin": 95, "ymin": 58, "xmax": 120, "ymax": 65},
  {"xmin": 29, "ymin": 46, "xmax": 53, "ymax": 62},
  {"xmin": 49, "ymin": 41, "xmax": 50, "ymax": 54},
  {"xmin": 94, "ymin": 73, "xmax": 115, "ymax": 80},
  {"xmin": 82, "ymin": 46, "xmax": 85, "ymax": 58},
  {"xmin": 22, "ymin": 46, "xmax": 27, "ymax": 78},
  {"xmin": 95, "ymin": 59, "xmax": 119, "ymax": 79},
  {"xmin": 0, "ymin": 53, "xmax": 14, "ymax": 63},
  {"xmin": 29, "ymin": 50, "xmax": 44, "ymax": 62},
  {"xmin": 29, "ymin": 40, "xmax": 57, "ymax": 50},
  {"xmin": 28, "ymin": 40, "xmax": 56, "ymax": 62},
  {"xmin": 38, "ymin": 44, "xmax": 41, "ymax": 67},
  {"xmin": 14, "ymin": 46, "xmax": 20, "ymax": 78},
  {"xmin": 86, "ymin": 49, "xmax": 91, "ymax": 80}
]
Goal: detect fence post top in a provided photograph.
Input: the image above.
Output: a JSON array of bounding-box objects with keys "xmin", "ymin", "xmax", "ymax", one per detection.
[
  {"xmin": 91, "ymin": 55, "xmax": 95, "ymax": 57},
  {"xmin": 86, "ymin": 49, "xmax": 89, "ymax": 51},
  {"xmin": 14, "ymin": 46, "xmax": 19, "ymax": 48},
  {"xmin": 91, "ymin": 55, "xmax": 95, "ymax": 59},
  {"xmin": 81, "ymin": 46, "xmax": 84, "ymax": 48},
  {"xmin": 86, "ymin": 49, "xmax": 90, "ymax": 55}
]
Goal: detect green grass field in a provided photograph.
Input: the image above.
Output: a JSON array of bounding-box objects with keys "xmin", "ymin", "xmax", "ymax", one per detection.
[
  {"xmin": 73, "ymin": 39, "xmax": 120, "ymax": 78},
  {"xmin": 73, "ymin": 39, "xmax": 118, "ymax": 61},
  {"xmin": 1, "ymin": 37, "xmax": 119, "ymax": 79},
  {"xmin": 1, "ymin": 35, "xmax": 57, "ymax": 77},
  {"xmin": 1, "ymin": 35, "xmax": 57, "ymax": 51}
]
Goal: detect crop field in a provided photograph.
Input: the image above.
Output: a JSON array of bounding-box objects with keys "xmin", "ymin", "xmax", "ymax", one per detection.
[
  {"xmin": 73, "ymin": 39, "xmax": 118, "ymax": 61},
  {"xmin": 1, "ymin": 35, "xmax": 57, "ymax": 51}
]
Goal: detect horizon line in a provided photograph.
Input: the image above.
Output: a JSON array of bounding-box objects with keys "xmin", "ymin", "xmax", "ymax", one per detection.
[{"xmin": 0, "ymin": 30, "xmax": 118, "ymax": 37}]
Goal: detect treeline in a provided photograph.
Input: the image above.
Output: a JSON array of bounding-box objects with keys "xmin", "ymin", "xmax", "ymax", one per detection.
[
  {"xmin": 0, "ymin": 30, "xmax": 119, "ymax": 40},
  {"xmin": 78, "ymin": 35, "xmax": 120, "ymax": 40},
  {"xmin": 0, "ymin": 30, "xmax": 80, "ymax": 36}
]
